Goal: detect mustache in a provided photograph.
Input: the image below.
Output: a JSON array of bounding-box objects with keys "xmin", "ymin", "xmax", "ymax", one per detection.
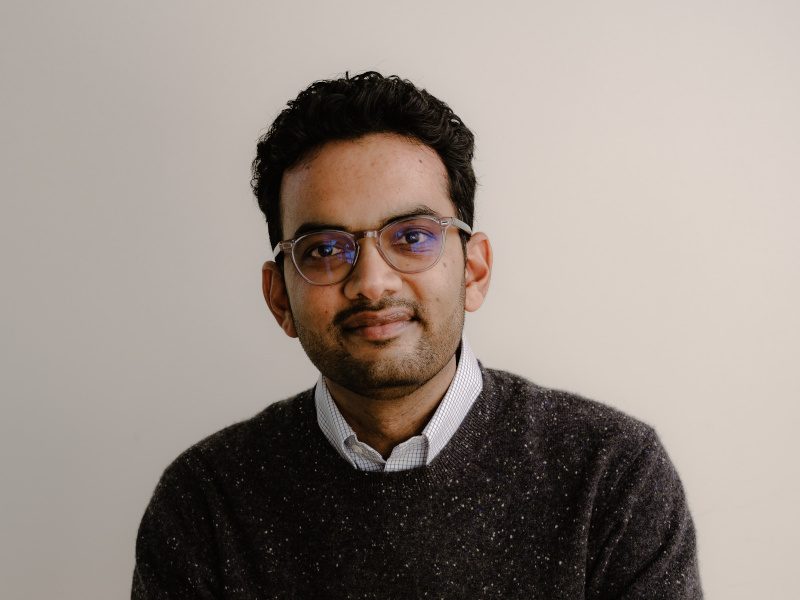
[{"xmin": 332, "ymin": 298, "xmax": 421, "ymax": 328}]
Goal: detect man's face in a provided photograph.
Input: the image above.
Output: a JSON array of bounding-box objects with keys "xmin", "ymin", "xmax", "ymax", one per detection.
[{"xmin": 275, "ymin": 133, "xmax": 468, "ymax": 399}]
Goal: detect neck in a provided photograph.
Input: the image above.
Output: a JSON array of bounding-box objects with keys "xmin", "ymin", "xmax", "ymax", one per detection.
[{"xmin": 325, "ymin": 355, "xmax": 458, "ymax": 459}]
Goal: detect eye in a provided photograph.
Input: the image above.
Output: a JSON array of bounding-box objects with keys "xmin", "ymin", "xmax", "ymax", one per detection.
[
  {"xmin": 296, "ymin": 232, "xmax": 355, "ymax": 265},
  {"xmin": 402, "ymin": 230, "xmax": 425, "ymax": 244},
  {"xmin": 388, "ymin": 222, "xmax": 439, "ymax": 252},
  {"xmin": 308, "ymin": 243, "xmax": 343, "ymax": 259}
]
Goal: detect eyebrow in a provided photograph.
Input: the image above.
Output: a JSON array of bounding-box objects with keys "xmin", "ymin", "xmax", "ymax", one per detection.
[{"xmin": 290, "ymin": 204, "xmax": 441, "ymax": 238}]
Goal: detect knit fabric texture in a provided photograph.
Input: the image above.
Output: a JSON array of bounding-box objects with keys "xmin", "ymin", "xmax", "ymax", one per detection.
[{"xmin": 132, "ymin": 367, "xmax": 702, "ymax": 599}]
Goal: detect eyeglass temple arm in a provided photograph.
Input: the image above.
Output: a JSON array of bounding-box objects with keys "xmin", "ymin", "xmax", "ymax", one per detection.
[
  {"xmin": 448, "ymin": 217, "xmax": 473, "ymax": 236},
  {"xmin": 272, "ymin": 240, "xmax": 291, "ymax": 259}
]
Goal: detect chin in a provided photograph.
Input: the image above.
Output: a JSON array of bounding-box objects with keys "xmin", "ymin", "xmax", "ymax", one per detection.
[
  {"xmin": 322, "ymin": 348, "xmax": 446, "ymax": 395},
  {"xmin": 297, "ymin": 315, "xmax": 463, "ymax": 396}
]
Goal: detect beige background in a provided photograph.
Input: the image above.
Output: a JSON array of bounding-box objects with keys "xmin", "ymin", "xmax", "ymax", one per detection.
[{"xmin": 2, "ymin": 1, "xmax": 798, "ymax": 598}]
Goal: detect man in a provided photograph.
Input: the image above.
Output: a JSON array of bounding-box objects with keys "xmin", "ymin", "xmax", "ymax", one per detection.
[{"xmin": 133, "ymin": 72, "xmax": 702, "ymax": 598}]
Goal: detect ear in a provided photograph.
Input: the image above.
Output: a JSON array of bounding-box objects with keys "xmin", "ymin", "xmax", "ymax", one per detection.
[
  {"xmin": 463, "ymin": 232, "xmax": 492, "ymax": 312},
  {"xmin": 262, "ymin": 261, "xmax": 298, "ymax": 338}
]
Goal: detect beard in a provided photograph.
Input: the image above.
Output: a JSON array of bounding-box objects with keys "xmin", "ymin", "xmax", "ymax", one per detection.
[{"xmin": 292, "ymin": 284, "xmax": 466, "ymax": 400}]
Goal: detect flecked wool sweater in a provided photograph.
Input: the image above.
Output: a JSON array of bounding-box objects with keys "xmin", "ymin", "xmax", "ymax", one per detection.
[{"xmin": 133, "ymin": 368, "xmax": 702, "ymax": 599}]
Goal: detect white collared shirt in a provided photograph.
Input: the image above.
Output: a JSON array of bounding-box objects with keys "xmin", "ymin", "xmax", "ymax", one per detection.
[{"xmin": 315, "ymin": 337, "xmax": 483, "ymax": 472}]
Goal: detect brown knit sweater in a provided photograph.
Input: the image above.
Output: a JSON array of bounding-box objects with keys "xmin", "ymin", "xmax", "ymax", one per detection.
[{"xmin": 133, "ymin": 367, "xmax": 702, "ymax": 598}]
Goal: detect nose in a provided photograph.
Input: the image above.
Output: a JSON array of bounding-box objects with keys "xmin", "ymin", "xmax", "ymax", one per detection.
[{"xmin": 342, "ymin": 238, "xmax": 403, "ymax": 301}]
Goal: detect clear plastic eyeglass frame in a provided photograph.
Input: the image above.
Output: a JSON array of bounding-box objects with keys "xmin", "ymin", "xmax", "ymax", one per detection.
[{"xmin": 272, "ymin": 214, "xmax": 473, "ymax": 286}]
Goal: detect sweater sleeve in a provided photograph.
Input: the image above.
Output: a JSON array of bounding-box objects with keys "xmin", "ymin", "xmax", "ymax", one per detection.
[
  {"xmin": 586, "ymin": 430, "xmax": 702, "ymax": 599},
  {"xmin": 132, "ymin": 457, "xmax": 221, "ymax": 599}
]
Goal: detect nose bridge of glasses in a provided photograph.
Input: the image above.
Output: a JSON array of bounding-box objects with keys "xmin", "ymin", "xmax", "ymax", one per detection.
[
  {"xmin": 353, "ymin": 230, "xmax": 379, "ymax": 243},
  {"xmin": 352, "ymin": 230, "xmax": 385, "ymax": 261},
  {"xmin": 352, "ymin": 229, "xmax": 391, "ymax": 269}
]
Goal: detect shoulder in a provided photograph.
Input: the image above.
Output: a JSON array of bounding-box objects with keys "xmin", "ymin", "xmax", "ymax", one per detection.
[
  {"xmin": 480, "ymin": 367, "xmax": 658, "ymax": 466},
  {"xmin": 161, "ymin": 388, "xmax": 316, "ymax": 482},
  {"xmin": 479, "ymin": 367, "xmax": 690, "ymax": 527}
]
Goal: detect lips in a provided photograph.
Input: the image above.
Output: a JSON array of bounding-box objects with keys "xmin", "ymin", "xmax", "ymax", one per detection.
[
  {"xmin": 341, "ymin": 309, "xmax": 414, "ymax": 329},
  {"xmin": 339, "ymin": 308, "xmax": 416, "ymax": 341}
]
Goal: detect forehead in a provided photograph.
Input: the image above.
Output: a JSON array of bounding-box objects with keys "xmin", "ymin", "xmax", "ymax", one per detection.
[{"xmin": 280, "ymin": 133, "xmax": 454, "ymax": 237}]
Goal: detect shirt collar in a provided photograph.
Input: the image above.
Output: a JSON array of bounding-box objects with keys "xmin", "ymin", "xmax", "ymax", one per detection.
[{"xmin": 421, "ymin": 337, "xmax": 482, "ymax": 461}]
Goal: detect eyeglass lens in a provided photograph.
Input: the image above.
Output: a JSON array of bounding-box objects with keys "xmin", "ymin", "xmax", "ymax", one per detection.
[{"xmin": 292, "ymin": 217, "xmax": 445, "ymax": 284}]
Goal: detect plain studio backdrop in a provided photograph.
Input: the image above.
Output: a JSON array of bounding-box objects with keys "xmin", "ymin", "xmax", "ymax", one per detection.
[{"xmin": 1, "ymin": 1, "xmax": 798, "ymax": 598}]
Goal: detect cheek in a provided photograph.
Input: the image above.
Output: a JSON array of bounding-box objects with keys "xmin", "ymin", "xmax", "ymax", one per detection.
[
  {"xmin": 418, "ymin": 265, "xmax": 463, "ymax": 310},
  {"xmin": 288, "ymin": 283, "xmax": 338, "ymax": 325}
]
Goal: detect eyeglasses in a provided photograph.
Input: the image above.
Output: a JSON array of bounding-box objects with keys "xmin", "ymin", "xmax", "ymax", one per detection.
[{"xmin": 273, "ymin": 214, "xmax": 472, "ymax": 286}]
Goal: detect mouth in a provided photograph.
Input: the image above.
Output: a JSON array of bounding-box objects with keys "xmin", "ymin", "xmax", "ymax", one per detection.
[{"xmin": 339, "ymin": 309, "xmax": 416, "ymax": 342}]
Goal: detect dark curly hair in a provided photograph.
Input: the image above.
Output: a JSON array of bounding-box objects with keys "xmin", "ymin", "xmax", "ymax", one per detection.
[{"xmin": 251, "ymin": 71, "xmax": 476, "ymax": 251}]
